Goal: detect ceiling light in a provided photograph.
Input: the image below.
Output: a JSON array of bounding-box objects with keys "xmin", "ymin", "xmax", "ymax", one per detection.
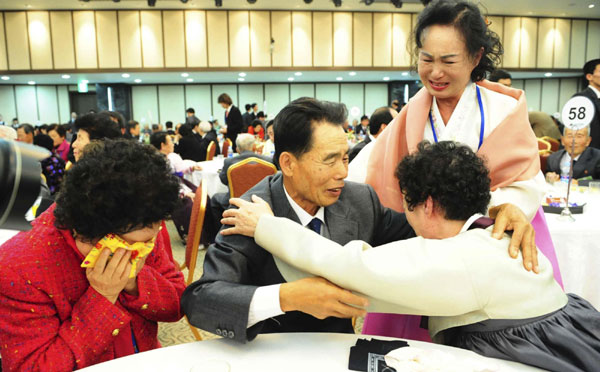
[
  {"xmin": 61, "ymin": 74, "xmax": 70, "ymax": 79},
  {"xmin": 81, "ymin": 79, "xmax": 89, "ymax": 84},
  {"xmin": 333, "ymin": 0, "xmax": 342, "ymax": 7},
  {"xmin": 544, "ymin": 72, "xmax": 553, "ymax": 77},
  {"xmin": 401, "ymin": 72, "xmax": 409, "ymax": 76},
  {"xmin": 147, "ymin": 0, "xmax": 156, "ymax": 6},
  {"xmin": 383, "ymin": 76, "xmax": 390, "ymax": 81},
  {"xmin": 349, "ymin": 71, "xmax": 356, "ymax": 76},
  {"xmin": 26, "ymin": 4, "xmax": 32, "ymax": 7},
  {"xmin": 589, "ymin": 4, "xmax": 595, "ymax": 8},
  {"xmin": 239, "ymin": 72, "xmax": 246, "ymax": 77},
  {"xmin": 186, "ymin": 78, "xmax": 194, "ymax": 82},
  {"xmin": 121, "ymin": 73, "xmax": 130, "ymax": 78},
  {"xmin": 336, "ymin": 77, "xmax": 343, "ymax": 81},
  {"xmin": 288, "ymin": 77, "xmax": 294, "ymax": 81},
  {"xmin": 295, "ymin": 72, "xmax": 302, "ymax": 76},
  {"xmin": 391, "ymin": 0, "xmax": 403, "ymax": 8},
  {"xmin": 1, "ymin": 76, "xmax": 9, "ymax": 80},
  {"xmin": 28, "ymin": 81, "xmax": 36, "ymax": 85},
  {"xmin": 238, "ymin": 77, "xmax": 245, "ymax": 81},
  {"xmin": 134, "ymin": 79, "xmax": 142, "ymax": 83},
  {"xmin": 181, "ymin": 73, "xmax": 189, "ymax": 77},
  {"xmin": 215, "ymin": 0, "xmax": 222, "ymax": 7}
]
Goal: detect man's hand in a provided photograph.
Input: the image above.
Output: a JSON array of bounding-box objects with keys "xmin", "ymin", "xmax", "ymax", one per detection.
[
  {"xmin": 86, "ymin": 248, "xmax": 132, "ymax": 304},
  {"xmin": 220, "ymin": 195, "xmax": 274, "ymax": 237},
  {"xmin": 545, "ymin": 172, "xmax": 560, "ymax": 183},
  {"xmin": 489, "ymin": 203, "xmax": 538, "ymax": 273},
  {"xmin": 279, "ymin": 277, "xmax": 368, "ymax": 319}
]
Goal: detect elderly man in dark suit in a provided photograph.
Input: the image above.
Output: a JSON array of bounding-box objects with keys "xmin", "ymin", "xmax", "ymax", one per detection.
[
  {"xmin": 545, "ymin": 126, "xmax": 600, "ymax": 181},
  {"xmin": 349, "ymin": 106, "xmax": 396, "ymax": 162},
  {"xmin": 573, "ymin": 59, "xmax": 600, "ymax": 150},
  {"xmin": 181, "ymin": 98, "xmax": 535, "ymax": 343}
]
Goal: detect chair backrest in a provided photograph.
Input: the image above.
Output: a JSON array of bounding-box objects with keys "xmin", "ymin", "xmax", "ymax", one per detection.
[
  {"xmin": 537, "ymin": 138, "xmax": 551, "ymax": 151},
  {"xmin": 184, "ymin": 180, "xmax": 208, "ymax": 286},
  {"xmin": 206, "ymin": 141, "xmax": 216, "ymax": 161},
  {"xmin": 227, "ymin": 157, "xmax": 277, "ymax": 198},
  {"xmin": 539, "ymin": 150, "xmax": 552, "ymax": 173},
  {"xmin": 222, "ymin": 138, "xmax": 232, "ymax": 156},
  {"xmin": 541, "ymin": 136, "xmax": 560, "ymax": 152}
]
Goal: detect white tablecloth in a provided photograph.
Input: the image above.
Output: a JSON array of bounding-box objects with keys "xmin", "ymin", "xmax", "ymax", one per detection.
[
  {"xmin": 79, "ymin": 333, "xmax": 541, "ymax": 372},
  {"xmin": 0, "ymin": 229, "xmax": 19, "ymax": 245},
  {"xmin": 185, "ymin": 158, "xmax": 229, "ymax": 197},
  {"xmin": 544, "ymin": 186, "xmax": 600, "ymax": 309}
]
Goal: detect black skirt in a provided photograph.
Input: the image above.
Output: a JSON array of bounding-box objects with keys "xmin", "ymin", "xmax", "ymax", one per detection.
[{"xmin": 443, "ymin": 294, "xmax": 600, "ymax": 372}]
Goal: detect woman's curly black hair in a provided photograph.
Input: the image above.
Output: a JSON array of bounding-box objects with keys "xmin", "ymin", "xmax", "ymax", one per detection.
[
  {"xmin": 54, "ymin": 139, "xmax": 180, "ymax": 241},
  {"xmin": 395, "ymin": 141, "xmax": 491, "ymax": 221},
  {"xmin": 412, "ymin": 0, "xmax": 503, "ymax": 82}
]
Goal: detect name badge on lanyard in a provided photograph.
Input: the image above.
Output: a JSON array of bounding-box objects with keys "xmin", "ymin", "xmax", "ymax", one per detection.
[{"xmin": 428, "ymin": 85, "xmax": 485, "ymax": 150}]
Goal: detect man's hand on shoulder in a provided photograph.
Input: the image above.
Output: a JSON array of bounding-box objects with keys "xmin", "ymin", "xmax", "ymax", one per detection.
[
  {"xmin": 279, "ymin": 277, "xmax": 368, "ymax": 320},
  {"xmin": 489, "ymin": 203, "xmax": 539, "ymax": 273}
]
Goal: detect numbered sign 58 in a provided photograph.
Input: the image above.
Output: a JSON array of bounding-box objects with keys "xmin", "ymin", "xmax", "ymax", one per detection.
[{"xmin": 561, "ymin": 96, "xmax": 596, "ymax": 130}]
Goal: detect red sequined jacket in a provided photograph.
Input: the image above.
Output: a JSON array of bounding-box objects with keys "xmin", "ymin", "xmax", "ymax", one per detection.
[{"xmin": 0, "ymin": 206, "xmax": 186, "ymax": 371}]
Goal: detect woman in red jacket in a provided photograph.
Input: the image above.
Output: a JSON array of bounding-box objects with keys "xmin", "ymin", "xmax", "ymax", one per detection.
[{"xmin": 0, "ymin": 139, "xmax": 186, "ymax": 372}]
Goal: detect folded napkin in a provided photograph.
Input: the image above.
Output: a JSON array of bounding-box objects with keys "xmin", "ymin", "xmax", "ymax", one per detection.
[
  {"xmin": 348, "ymin": 338, "xmax": 408, "ymax": 372},
  {"xmin": 385, "ymin": 347, "xmax": 503, "ymax": 372},
  {"xmin": 81, "ymin": 233, "xmax": 155, "ymax": 278}
]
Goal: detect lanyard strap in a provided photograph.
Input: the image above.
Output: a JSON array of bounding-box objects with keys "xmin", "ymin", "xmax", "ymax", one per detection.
[{"xmin": 428, "ymin": 85, "xmax": 485, "ymax": 150}]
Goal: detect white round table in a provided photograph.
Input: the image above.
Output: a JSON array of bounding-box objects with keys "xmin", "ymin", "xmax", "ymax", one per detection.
[
  {"xmin": 78, "ymin": 333, "xmax": 542, "ymax": 372},
  {"xmin": 544, "ymin": 185, "xmax": 600, "ymax": 309},
  {"xmin": 0, "ymin": 228, "xmax": 19, "ymax": 246},
  {"xmin": 185, "ymin": 157, "xmax": 229, "ymax": 197}
]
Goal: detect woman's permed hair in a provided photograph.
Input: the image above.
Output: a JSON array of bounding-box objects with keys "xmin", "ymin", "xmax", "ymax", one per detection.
[
  {"xmin": 395, "ymin": 141, "xmax": 491, "ymax": 221},
  {"xmin": 413, "ymin": 0, "xmax": 503, "ymax": 82},
  {"xmin": 54, "ymin": 139, "xmax": 180, "ymax": 241}
]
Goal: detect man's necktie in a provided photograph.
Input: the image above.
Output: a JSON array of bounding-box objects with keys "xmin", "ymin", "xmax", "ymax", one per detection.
[{"xmin": 307, "ymin": 218, "xmax": 322, "ymax": 235}]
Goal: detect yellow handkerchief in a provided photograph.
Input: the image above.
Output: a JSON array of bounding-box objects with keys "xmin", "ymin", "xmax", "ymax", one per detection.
[{"xmin": 81, "ymin": 233, "xmax": 156, "ymax": 278}]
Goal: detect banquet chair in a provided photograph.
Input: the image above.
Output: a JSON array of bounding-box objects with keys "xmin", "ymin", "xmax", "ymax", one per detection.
[
  {"xmin": 178, "ymin": 179, "xmax": 208, "ymax": 341},
  {"xmin": 222, "ymin": 138, "xmax": 232, "ymax": 156},
  {"xmin": 227, "ymin": 157, "xmax": 277, "ymax": 198},
  {"xmin": 539, "ymin": 150, "xmax": 552, "ymax": 173},
  {"xmin": 206, "ymin": 141, "xmax": 216, "ymax": 161},
  {"xmin": 537, "ymin": 138, "xmax": 551, "ymax": 151},
  {"xmin": 541, "ymin": 136, "xmax": 560, "ymax": 152}
]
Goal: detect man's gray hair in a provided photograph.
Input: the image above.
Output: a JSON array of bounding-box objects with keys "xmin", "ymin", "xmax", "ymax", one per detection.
[
  {"xmin": 563, "ymin": 125, "xmax": 591, "ymax": 137},
  {"xmin": 236, "ymin": 133, "xmax": 255, "ymax": 152},
  {"xmin": 199, "ymin": 121, "xmax": 212, "ymax": 133}
]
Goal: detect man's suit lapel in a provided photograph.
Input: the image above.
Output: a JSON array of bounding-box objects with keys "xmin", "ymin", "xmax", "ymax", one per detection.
[
  {"xmin": 325, "ymin": 197, "xmax": 359, "ymax": 245},
  {"xmin": 270, "ymin": 174, "xmax": 301, "ymax": 224}
]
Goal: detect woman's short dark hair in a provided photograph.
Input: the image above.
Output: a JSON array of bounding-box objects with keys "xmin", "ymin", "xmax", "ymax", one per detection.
[
  {"xmin": 395, "ymin": 141, "xmax": 490, "ymax": 221},
  {"xmin": 100, "ymin": 110, "xmax": 126, "ymax": 130},
  {"xmin": 47, "ymin": 123, "xmax": 66, "ymax": 138},
  {"xmin": 265, "ymin": 120, "xmax": 274, "ymax": 130},
  {"xmin": 127, "ymin": 120, "xmax": 140, "ymax": 133},
  {"xmin": 273, "ymin": 97, "xmax": 347, "ymax": 167},
  {"xmin": 251, "ymin": 119, "xmax": 262, "ymax": 129},
  {"xmin": 150, "ymin": 131, "xmax": 168, "ymax": 150},
  {"xmin": 54, "ymin": 139, "xmax": 180, "ymax": 241},
  {"xmin": 217, "ymin": 93, "xmax": 233, "ymax": 105},
  {"xmin": 33, "ymin": 134, "xmax": 54, "ymax": 152},
  {"xmin": 413, "ymin": 0, "xmax": 502, "ymax": 82},
  {"xmin": 18, "ymin": 123, "xmax": 34, "ymax": 135},
  {"xmin": 75, "ymin": 113, "xmax": 122, "ymax": 140},
  {"xmin": 178, "ymin": 123, "xmax": 194, "ymax": 137}
]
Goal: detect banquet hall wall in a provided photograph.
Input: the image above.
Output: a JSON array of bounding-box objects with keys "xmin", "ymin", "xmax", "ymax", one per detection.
[
  {"xmin": 0, "ymin": 76, "xmax": 581, "ymax": 125},
  {"xmin": 0, "ymin": 10, "xmax": 598, "ymax": 72}
]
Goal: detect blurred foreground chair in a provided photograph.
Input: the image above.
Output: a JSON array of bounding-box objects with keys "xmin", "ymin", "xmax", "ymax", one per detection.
[{"xmin": 227, "ymin": 157, "xmax": 277, "ymax": 198}]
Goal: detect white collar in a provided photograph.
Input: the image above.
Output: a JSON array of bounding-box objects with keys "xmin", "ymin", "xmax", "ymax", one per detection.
[
  {"xmin": 588, "ymin": 85, "xmax": 600, "ymax": 99},
  {"xmin": 368, "ymin": 133, "xmax": 376, "ymax": 142},
  {"xmin": 283, "ymin": 182, "xmax": 326, "ymax": 227},
  {"xmin": 459, "ymin": 213, "xmax": 485, "ymax": 233}
]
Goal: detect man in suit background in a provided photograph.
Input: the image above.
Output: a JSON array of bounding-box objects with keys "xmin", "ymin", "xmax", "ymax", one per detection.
[
  {"xmin": 202, "ymin": 120, "xmax": 220, "ymax": 156},
  {"xmin": 573, "ymin": 59, "xmax": 600, "ymax": 150},
  {"xmin": 218, "ymin": 93, "xmax": 243, "ymax": 152},
  {"xmin": 545, "ymin": 126, "xmax": 600, "ymax": 181},
  {"xmin": 354, "ymin": 115, "xmax": 370, "ymax": 137},
  {"xmin": 185, "ymin": 107, "xmax": 201, "ymax": 127},
  {"xmin": 181, "ymin": 98, "xmax": 415, "ymax": 343},
  {"xmin": 242, "ymin": 104, "xmax": 253, "ymax": 132},
  {"xmin": 349, "ymin": 106, "xmax": 396, "ymax": 162},
  {"xmin": 218, "ymin": 133, "xmax": 273, "ymax": 186}
]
